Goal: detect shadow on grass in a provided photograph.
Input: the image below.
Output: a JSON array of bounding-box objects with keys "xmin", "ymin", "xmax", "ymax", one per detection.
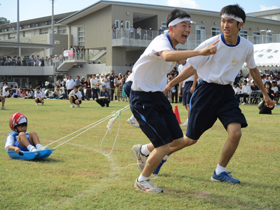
[{"xmin": 32, "ymin": 158, "xmax": 63, "ymax": 163}]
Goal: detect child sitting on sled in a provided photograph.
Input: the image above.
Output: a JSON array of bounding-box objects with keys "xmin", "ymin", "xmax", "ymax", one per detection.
[{"xmin": 5, "ymin": 112, "xmax": 48, "ymax": 153}]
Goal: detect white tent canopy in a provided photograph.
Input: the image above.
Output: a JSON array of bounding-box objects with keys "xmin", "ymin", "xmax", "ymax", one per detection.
[{"xmin": 252, "ymin": 43, "xmax": 280, "ymax": 69}]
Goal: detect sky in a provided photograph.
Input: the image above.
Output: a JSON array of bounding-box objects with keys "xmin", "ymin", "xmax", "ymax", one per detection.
[{"xmin": 0, "ymin": 0, "xmax": 279, "ymax": 23}]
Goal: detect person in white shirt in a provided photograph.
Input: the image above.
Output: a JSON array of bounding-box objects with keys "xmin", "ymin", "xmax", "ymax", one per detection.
[
  {"xmin": 165, "ymin": 5, "xmax": 275, "ymax": 184},
  {"xmin": 90, "ymin": 74, "xmax": 99, "ymax": 100},
  {"xmin": 34, "ymin": 87, "xmax": 44, "ymax": 105},
  {"xmin": 239, "ymin": 80, "xmax": 251, "ymax": 104},
  {"xmin": 66, "ymin": 76, "xmax": 75, "ymax": 96},
  {"xmin": 130, "ymin": 8, "xmax": 218, "ymax": 193},
  {"xmin": 232, "ymin": 82, "xmax": 241, "ymax": 103},
  {"xmin": 0, "ymin": 87, "xmax": 6, "ymax": 109},
  {"xmin": 69, "ymin": 86, "xmax": 82, "ymax": 108}
]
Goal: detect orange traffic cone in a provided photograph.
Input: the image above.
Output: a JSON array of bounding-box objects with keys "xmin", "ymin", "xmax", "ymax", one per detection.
[{"xmin": 174, "ymin": 105, "xmax": 182, "ymax": 124}]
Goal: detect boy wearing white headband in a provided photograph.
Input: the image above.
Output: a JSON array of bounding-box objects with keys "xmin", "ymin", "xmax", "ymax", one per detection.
[
  {"xmin": 163, "ymin": 5, "xmax": 275, "ymax": 183},
  {"xmin": 130, "ymin": 8, "xmax": 218, "ymax": 193}
]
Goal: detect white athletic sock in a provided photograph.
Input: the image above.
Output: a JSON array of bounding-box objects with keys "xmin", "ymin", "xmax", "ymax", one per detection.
[
  {"xmin": 163, "ymin": 155, "xmax": 169, "ymax": 161},
  {"xmin": 27, "ymin": 145, "xmax": 36, "ymax": 151},
  {"xmin": 129, "ymin": 115, "xmax": 135, "ymax": 121},
  {"xmin": 140, "ymin": 144, "xmax": 151, "ymax": 157},
  {"xmin": 138, "ymin": 174, "xmax": 149, "ymax": 182},
  {"xmin": 215, "ymin": 164, "xmax": 226, "ymax": 175},
  {"xmin": 36, "ymin": 144, "xmax": 43, "ymax": 149}
]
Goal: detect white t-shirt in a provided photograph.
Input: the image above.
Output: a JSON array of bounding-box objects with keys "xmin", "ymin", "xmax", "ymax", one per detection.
[
  {"xmin": 233, "ymin": 86, "xmax": 241, "ymax": 94},
  {"xmin": 131, "ymin": 34, "xmax": 176, "ymax": 92},
  {"xmin": 90, "ymin": 78, "xmax": 99, "ymax": 89},
  {"xmin": 69, "ymin": 90, "xmax": 82, "ymax": 99},
  {"xmin": 271, "ymin": 86, "xmax": 278, "ymax": 93},
  {"xmin": 178, "ymin": 61, "xmax": 192, "ymax": 87},
  {"xmin": 187, "ymin": 34, "xmax": 256, "ymax": 85},
  {"xmin": 241, "ymin": 84, "xmax": 252, "ymax": 94},
  {"xmin": 34, "ymin": 91, "xmax": 43, "ymax": 98},
  {"xmin": 2, "ymin": 85, "xmax": 8, "ymax": 93},
  {"xmin": 66, "ymin": 79, "xmax": 75, "ymax": 90}
]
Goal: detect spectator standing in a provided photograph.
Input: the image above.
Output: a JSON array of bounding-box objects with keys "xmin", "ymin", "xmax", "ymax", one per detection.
[
  {"xmin": 90, "ymin": 74, "xmax": 99, "ymax": 100},
  {"xmin": 137, "ymin": 27, "xmax": 142, "ymax": 39},
  {"xmin": 130, "ymin": 25, "xmax": 134, "ymax": 39},
  {"xmin": 41, "ymin": 57, "xmax": 45, "ymax": 66},
  {"xmin": 109, "ymin": 70, "xmax": 115, "ymax": 100},
  {"xmin": 85, "ymin": 77, "xmax": 91, "ymax": 100},
  {"xmin": 75, "ymin": 76, "xmax": 81, "ymax": 88},
  {"xmin": 66, "ymin": 76, "xmax": 75, "ymax": 96},
  {"xmin": 81, "ymin": 46, "xmax": 85, "ymax": 60},
  {"xmin": 112, "ymin": 24, "xmax": 116, "ymax": 39}
]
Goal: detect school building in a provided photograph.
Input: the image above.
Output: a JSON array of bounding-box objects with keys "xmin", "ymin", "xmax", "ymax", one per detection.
[{"xmin": 0, "ymin": 0, "xmax": 280, "ymax": 87}]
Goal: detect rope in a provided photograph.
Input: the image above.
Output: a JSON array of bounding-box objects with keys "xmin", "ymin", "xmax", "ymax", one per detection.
[{"xmin": 50, "ymin": 105, "xmax": 130, "ymax": 152}]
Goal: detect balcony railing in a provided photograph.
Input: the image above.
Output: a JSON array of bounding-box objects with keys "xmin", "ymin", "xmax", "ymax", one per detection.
[{"xmin": 112, "ymin": 29, "xmax": 280, "ymax": 49}]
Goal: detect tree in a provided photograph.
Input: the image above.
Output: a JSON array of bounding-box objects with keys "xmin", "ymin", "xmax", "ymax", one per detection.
[{"xmin": 0, "ymin": 17, "xmax": 10, "ymax": 25}]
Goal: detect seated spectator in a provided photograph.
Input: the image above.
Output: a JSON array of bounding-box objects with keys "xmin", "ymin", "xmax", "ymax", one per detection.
[
  {"xmin": 259, "ymin": 82, "xmax": 275, "ymax": 114},
  {"xmin": 21, "ymin": 89, "xmax": 27, "ymax": 98},
  {"xmin": 275, "ymin": 77, "xmax": 280, "ymax": 87},
  {"xmin": 250, "ymin": 80, "xmax": 260, "ymax": 104},
  {"xmin": 15, "ymin": 86, "xmax": 20, "ymax": 98},
  {"xmin": 24, "ymin": 89, "xmax": 34, "ymax": 99},
  {"xmin": 96, "ymin": 84, "xmax": 110, "ymax": 107},
  {"xmin": 34, "ymin": 87, "xmax": 44, "ymax": 105},
  {"xmin": 271, "ymin": 81, "xmax": 279, "ymax": 104},
  {"xmin": 239, "ymin": 80, "xmax": 251, "ymax": 105},
  {"xmin": 69, "ymin": 86, "xmax": 82, "ymax": 108},
  {"xmin": 232, "ymin": 82, "xmax": 241, "ymax": 102}
]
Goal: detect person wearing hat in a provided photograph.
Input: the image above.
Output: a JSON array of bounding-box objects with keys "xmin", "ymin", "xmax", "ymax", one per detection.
[
  {"xmin": 96, "ymin": 84, "xmax": 110, "ymax": 107},
  {"xmin": 5, "ymin": 112, "xmax": 48, "ymax": 153},
  {"xmin": 69, "ymin": 86, "xmax": 82, "ymax": 108}
]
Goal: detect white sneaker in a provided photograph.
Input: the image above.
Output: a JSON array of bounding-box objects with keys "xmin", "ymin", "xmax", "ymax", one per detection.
[
  {"xmin": 242, "ymin": 102, "xmax": 246, "ymax": 105},
  {"xmin": 77, "ymin": 104, "xmax": 80, "ymax": 108},
  {"xmin": 70, "ymin": 104, "xmax": 74, "ymax": 108},
  {"xmin": 181, "ymin": 118, "xmax": 188, "ymax": 126},
  {"xmin": 132, "ymin": 144, "xmax": 148, "ymax": 172},
  {"xmin": 134, "ymin": 179, "xmax": 163, "ymax": 193},
  {"xmin": 36, "ymin": 103, "xmax": 38, "ymax": 106},
  {"xmin": 1, "ymin": 107, "xmax": 6, "ymax": 110},
  {"xmin": 37, "ymin": 146, "xmax": 49, "ymax": 151},
  {"xmin": 29, "ymin": 147, "xmax": 37, "ymax": 152},
  {"xmin": 127, "ymin": 118, "xmax": 139, "ymax": 128},
  {"xmin": 115, "ymin": 100, "xmax": 118, "ymax": 102}
]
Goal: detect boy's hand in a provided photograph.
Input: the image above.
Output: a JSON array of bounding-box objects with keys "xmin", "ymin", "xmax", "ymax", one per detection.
[
  {"xmin": 163, "ymin": 84, "xmax": 171, "ymax": 95},
  {"xmin": 264, "ymin": 95, "xmax": 276, "ymax": 108},
  {"xmin": 199, "ymin": 40, "xmax": 219, "ymax": 56},
  {"xmin": 14, "ymin": 147, "xmax": 20, "ymax": 153},
  {"xmin": 190, "ymin": 86, "xmax": 195, "ymax": 94}
]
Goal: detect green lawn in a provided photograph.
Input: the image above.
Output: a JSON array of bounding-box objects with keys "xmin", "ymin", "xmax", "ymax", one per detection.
[{"xmin": 0, "ymin": 98, "xmax": 279, "ymax": 210}]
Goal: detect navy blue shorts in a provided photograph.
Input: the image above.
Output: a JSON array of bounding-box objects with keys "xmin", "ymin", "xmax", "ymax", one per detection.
[
  {"xmin": 182, "ymin": 81, "xmax": 195, "ymax": 106},
  {"xmin": 130, "ymin": 90, "xmax": 183, "ymax": 148},
  {"xmin": 14, "ymin": 138, "xmax": 31, "ymax": 151},
  {"xmin": 124, "ymin": 81, "xmax": 132, "ymax": 98},
  {"xmin": 186, "ymin": 81, "xmax": 247, "ymax": 140}
]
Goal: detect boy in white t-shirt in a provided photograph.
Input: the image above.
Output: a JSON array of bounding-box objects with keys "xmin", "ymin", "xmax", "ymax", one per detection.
[
  {"xmin": 34, "ymin": 87, "xmax": 44, "ymax": 106},
  {"xmin": 130, "ymin": 8, "xmax": 218, "ymax": 193},
  {"xmin": 69, "ymin": 86, "xmax": 82, "ymax": 108},
  {"xmin": 163, "ymin": 5, "xmax": 275, "ymax": 183}
]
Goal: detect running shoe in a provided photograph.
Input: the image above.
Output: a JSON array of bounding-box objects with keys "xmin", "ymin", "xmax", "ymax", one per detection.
[
  {"xmin": 134, "ymin": 179, "xmax": 163, "ymax": 193},
  {"xmin": 70, "ymin": 104, "xmax": 74, "ymax": 108},
  {"xmin": 127, "ymin": 118, "xmax": 139, "ymax": 128},
  {"xmin": 211, "ymin": 171, "xmax": 240, "ymax": 183},
  {"xmin": 132, "ymin": 144, "xmax": 148, "ymax": 172}
]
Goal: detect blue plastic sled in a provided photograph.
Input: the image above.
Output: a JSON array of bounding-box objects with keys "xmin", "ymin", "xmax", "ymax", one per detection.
[{"xmin": 7, "ymin": 149, "xmax": 55, "ymax": 160}]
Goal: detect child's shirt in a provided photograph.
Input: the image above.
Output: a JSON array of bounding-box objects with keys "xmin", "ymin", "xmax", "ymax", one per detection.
[{"xmin": 5, "ymin": 132, "xmax": 30, "ymax": 151}]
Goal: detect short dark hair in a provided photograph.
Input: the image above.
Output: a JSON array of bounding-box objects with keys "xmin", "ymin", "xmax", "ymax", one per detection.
[
  {"xmin": 265, "ymin": 81, "xmax": 272, "ymax": 89},
  {"xmin": 166, "ymin": 9, "xmax": 191, "ymax": 27},
  {"xmin": 220, "ymin": 4, "xmax": 246, "ymax": 23}
]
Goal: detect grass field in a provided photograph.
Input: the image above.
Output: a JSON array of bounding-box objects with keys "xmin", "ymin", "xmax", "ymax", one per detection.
[{"xmin": 0, "ymin": 98, "xmax": 279, "ymax": 210}]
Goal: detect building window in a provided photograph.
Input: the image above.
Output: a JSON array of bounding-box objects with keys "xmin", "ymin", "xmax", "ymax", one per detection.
[
  {"xmin": 78, "ymin": 27, "xmax": 85, "ymax": 46},
  {"xmin": 115, "ymin": 20, "xmax": 120, "ymax": 29},
  {"xmin": 240, "ymin": 30, "xmax": 247, "ymax": 39},
  {"xmin": 125, "ymin": 21, "xmax": 130, "ymax": 30},
  {"xmin": 211, "ymin": 27, "xmax": 220, "ymax": 36},
  {"xmin": 58, "ymin": 26, "xmax": 67, "ymax": 34},
  {"xmin": 40, "ymin": 28, "xmax": 48, "ymax": 34},
  {"xmin": 253, "ymin": 32, "xmax": 260, "ymax": 44},
  {"xmin": 196, "ymin": 25, "xmax": 205, "ymax": 43},
  {"xmin": 161, "ymin": 22, "xmax": 167, "ymax": 30}
]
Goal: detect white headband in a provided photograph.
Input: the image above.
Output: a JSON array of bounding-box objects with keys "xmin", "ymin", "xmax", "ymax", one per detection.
[
  {"xmin": 168, "ymin": 17, "xmax": 191, "ymax": 27},
  {"xmin": 221, "ymin": 13, "xmax": 243, "ymax": 22}
]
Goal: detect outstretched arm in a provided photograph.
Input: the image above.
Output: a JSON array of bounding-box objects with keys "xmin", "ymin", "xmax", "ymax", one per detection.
[
  {"xmin": 159, "ymin": 40, "xmax": 219, "ymax": 62},
  {"xmin": 249, "ymin": 68, "xmax": 275, "ymax": 108}
]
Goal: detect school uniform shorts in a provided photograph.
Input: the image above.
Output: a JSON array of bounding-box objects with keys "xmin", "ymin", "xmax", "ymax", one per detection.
[
  {"xmin": 186, "ymin": 81, "xmax": 247, "ymax": 141},
  {"xmin": 182, "ymin": 81, "xmax": 195, "ymax": 106},
  {"xmin": 130, "ymin": 90, "xmax": 183, "ymax": 148}
]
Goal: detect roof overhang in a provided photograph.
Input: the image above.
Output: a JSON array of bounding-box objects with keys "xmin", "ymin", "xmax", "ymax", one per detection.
[{"xmin": 0, "ymin": 42, "xmax": 52, "ymax": 57}]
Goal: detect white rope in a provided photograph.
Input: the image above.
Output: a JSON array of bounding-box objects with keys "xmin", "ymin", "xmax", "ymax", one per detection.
[
  {"xmin": 101, "ymin": 105, "xmax": 130, "ymax": 156},
  {"xmin": 51, "ymin": 105, "xmax": 130, "ymax": 150}
]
